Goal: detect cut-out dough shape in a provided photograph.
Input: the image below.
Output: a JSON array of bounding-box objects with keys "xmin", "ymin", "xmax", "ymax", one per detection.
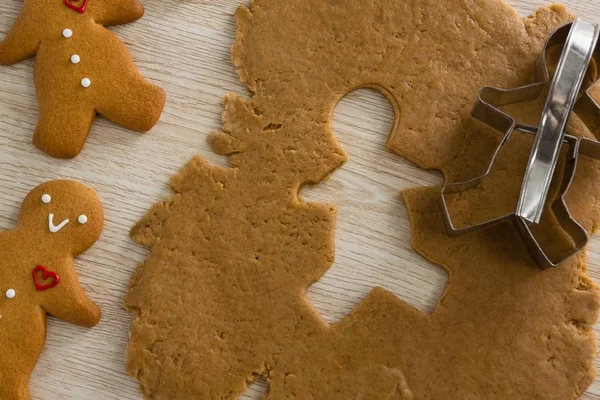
[
  {"xmin": 0, "ymin": 0, "xmax": 166, "ymax": 158},
  {"xmin": 126, "ymin": 1, "xmax": 600, "ymax": 399}
]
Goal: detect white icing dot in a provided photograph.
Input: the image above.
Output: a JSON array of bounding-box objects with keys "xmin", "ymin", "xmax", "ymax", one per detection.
[
  {"xmin": 41, "ymin": 194, "xmax": 51, "ymax": 204},
  {"xmin": 62, "ymin": 29, "xmax": 73, "ymax": 38},
  {"xmin": 5, "ymin": 289, "xmax": 15, "ymax": 299},
  {"xmin": 71, "ymin": 54, "xmax": 81, "ymax": 64},
  {"xmin": 78, "ymin": 215, "xmax": 88, "ymax": 224},
  {"xmin": 81, "ymin": 78, "xmax": 91, "ymax": 88}
]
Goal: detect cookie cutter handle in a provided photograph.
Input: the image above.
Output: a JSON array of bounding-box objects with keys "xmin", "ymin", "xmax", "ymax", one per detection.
[{"xmin": 516, "ymin": 19, "xmax": 600, "ymax": 224}]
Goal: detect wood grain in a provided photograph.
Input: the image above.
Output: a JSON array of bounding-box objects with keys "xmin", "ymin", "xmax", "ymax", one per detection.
[{"xmin": 0, "ymin": 0, "xmax": 599, "ymax": 398}]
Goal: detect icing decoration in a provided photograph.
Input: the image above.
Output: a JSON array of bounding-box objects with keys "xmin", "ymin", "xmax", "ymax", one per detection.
[
  {"xmin": 64, "ymin": 0, "xmax": 89, "ymax": 14},
  {"xmin": 5, "ymin": 289, "xmax": 15, "ymax": 299},
  {"xmin": 78, "ymin": 215, "xmax": 88, "ymax": 224},
  {"xmin": 81, "ymin": 78, "xmax": 91, "ymax": 88},
  {"xmin": 71, "ymin": 54, "xmax": 81, "ymax": 64},
  {"xmin": 48, "ymin": 214, "xmax": 69, "ymax": 233},
  {"xmin": 32, "ymin": 266, "xmax": 60, "ymax": 291},
  {"xmin": 62, "ymin": 29, "xmax": 73, "ymax": 39},
  {"xmin": 41, "ymin": 194, "xmax": 51, "ymax": 204}
]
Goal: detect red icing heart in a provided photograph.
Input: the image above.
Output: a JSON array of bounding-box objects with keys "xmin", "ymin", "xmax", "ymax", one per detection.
[
  {"xmin": 33, "ymin": 265, "xmax": 61, "ymax": 291},
  {"xmin": 64, "ymin": 0, "xmax": 89, "ymax": 14}
]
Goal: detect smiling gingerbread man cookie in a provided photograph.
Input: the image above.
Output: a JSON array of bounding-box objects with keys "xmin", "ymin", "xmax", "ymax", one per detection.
[
  {"xmin": 0, "ymin": 180, "xmax": 103, "ymax": 400},
  {"xmin": 0, "ymin": 0, "xmax": 166, "ymax": 158}
]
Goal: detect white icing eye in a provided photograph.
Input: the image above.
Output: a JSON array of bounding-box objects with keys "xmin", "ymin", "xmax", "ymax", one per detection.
[
  {"xmin": 78, "ymin": 215, "xmax": 88, "ymax": 224},
  {"xmin": 5, "ymin": 289, "xmax": 15, "ymax": 299},
  {"xmin": 41, "ymin": 194, "xmax": 51, "ymax": 204}
]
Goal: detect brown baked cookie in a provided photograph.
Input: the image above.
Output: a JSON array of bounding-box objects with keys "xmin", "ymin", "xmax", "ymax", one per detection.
[
  {"xmin": 126, "ymin": 1, "xmax": 600, "ymax": 399},
  {"xmin": 0, "ymin": 180, "xmax": 103, "ymax": 400},
  {"xmin": 0, "ymin": 0, "xmax": 166, "ymax": 158}
]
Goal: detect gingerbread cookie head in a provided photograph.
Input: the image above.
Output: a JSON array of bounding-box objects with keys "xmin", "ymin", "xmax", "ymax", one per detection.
[{"xmin": 17, "ymin": 180, "xmax": 104, "ymax": 255}]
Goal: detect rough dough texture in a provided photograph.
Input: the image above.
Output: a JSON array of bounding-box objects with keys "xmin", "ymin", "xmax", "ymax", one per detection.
[
  {"xmin": 126, "ymin": 1, "xmax": 600, "ymax": 399},
  {"xmin": 0, "ymin": 0, "xmax": 166, "ymax": 158},
  {"xmin": 0, "ymin": 180, "xmax": 104, "ymax": 400}
]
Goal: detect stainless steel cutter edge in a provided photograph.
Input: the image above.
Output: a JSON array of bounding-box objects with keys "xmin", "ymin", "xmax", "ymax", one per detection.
[{"xmin": 439, "ymin": 20, "xmax": 600, "ymax": 269}]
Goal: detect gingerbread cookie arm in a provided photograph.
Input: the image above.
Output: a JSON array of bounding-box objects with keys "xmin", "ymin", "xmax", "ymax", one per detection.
[
  {"xmin": 90, "ymin": 0, "xmax": 145, "ymax": 27},
  {"xmin": 40, "ymin": 272, "xmax": 100, "ymax": 328},
  {"xmin": 0, "ymin": 7, "xmax": 41, "ymax": 65}
]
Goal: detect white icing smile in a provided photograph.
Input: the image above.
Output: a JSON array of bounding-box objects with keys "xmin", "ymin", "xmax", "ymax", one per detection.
[{"xmin": 48, "ymin": 214, "xmax": 69, "ymax": 233}]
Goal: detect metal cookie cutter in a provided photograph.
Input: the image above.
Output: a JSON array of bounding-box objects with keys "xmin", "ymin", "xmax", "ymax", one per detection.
[{"xmin": 439, "ymin": 19, "xmax": 600, "ymax": 269}]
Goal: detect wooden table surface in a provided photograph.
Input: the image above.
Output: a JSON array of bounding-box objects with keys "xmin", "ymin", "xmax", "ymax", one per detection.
[{"xmin": 1, "ymin": 0, "xmax": 600, "ymax": 398}]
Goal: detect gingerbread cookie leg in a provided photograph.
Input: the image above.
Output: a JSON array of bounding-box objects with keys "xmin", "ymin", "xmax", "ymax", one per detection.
[
  {"xmin": 0, "ymin": 374, "xmax": 31, "ymax": 400},
  {"xmin": 33, "ymin": 103, "xmax": 96, "ymax": 159},
  {"xmin": 97, "ymin": 75, "xmax": 166, "ymax": 133}
]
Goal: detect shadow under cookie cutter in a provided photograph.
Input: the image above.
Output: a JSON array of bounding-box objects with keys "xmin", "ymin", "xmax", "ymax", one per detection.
[{"xmin": 439, "ymin": 19, "xmax": 600, "ymax": 269}]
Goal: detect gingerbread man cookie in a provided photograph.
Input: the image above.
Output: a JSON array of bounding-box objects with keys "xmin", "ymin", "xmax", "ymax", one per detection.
[
  {"xmin": 0, "ymin": 0, "xmax": 166, "ymax": 158},
  {"xmin": 0, "ymin": 180, "xmax": 103, "ymax": 400}
]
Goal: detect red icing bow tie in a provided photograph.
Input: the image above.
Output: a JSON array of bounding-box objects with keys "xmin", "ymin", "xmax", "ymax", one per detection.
[
  {"xmin": 64, "ymin": 0, "xmax": 89, "ymax": 14},
  {"xmin": 33, "ymin": 265, "xmax": 60, "ymax": 291}
]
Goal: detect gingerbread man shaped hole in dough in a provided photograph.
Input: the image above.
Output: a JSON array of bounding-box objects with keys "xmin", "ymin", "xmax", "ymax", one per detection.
[
  {"xmin": 0, "ymin": 0, "xmax": 166, "ymax": 158},
  {"xmin": 0, "ymin": 180, "xmax": 103, "ymax": 400}
]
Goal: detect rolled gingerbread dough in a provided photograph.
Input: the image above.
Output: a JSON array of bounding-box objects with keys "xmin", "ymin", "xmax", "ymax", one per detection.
[{"xmin": 126, "ymin": 1, "xmax": 600, "ymax": 398}]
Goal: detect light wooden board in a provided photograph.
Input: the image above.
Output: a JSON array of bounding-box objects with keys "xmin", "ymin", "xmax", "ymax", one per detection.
[{"xmin": 0, "ymin": 0, "xmax": 600, "ymax": 398}]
